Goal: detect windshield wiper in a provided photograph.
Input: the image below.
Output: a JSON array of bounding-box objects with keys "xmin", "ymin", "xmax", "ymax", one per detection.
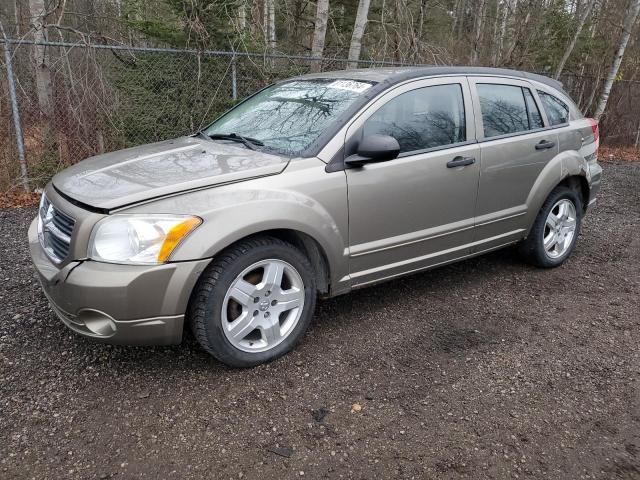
[{"xmin": 197, "ymin": 131, "xmax": 264, "ymax": 150}]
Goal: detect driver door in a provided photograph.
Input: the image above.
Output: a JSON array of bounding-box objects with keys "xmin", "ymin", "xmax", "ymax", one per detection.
[{"xmin": 345, "ymin": 77, "xmax": 481, "ymax": 287}]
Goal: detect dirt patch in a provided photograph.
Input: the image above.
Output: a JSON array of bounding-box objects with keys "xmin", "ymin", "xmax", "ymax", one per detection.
[{"xmin": 1, "ymin": 162, "xmax": 639, "ymax": 479}]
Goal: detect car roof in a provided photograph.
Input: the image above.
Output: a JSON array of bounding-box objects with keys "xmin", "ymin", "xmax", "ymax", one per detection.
[{"xmin": 287, "ymin": 66, "xmax": 565, "ymax": 94}]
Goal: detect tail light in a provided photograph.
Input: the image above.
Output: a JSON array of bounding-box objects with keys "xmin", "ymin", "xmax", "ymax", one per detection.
[{"xmin": 588, "ymin": 118, "xmax": 599, "ymax": 150}]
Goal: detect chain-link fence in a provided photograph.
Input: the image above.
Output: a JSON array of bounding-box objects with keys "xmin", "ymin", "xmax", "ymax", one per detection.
[
  {"xmin": 1, "ymin": 39, "xmax": 638, "ymax": 191},
  {"xmin": 0, "ymin": 39, "xmax": 418, "ymax": 191}
]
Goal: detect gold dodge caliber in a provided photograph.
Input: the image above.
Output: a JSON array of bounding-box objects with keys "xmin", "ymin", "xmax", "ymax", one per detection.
[{"xmin": 29, "ymin": 67, "xmax": 602, "ymax": 367}]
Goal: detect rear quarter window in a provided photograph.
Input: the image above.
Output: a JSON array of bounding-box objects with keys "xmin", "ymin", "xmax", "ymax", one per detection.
[{"xmin": 537, "ymin": 91, "xmax": 570, "ymax": 126}]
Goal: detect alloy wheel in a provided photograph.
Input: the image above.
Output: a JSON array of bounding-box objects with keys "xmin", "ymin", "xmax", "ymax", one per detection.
[
  {"xmin": 221, "ymin": 259, "xmax": 305, "ymax": 353},
  {"xmin": 543, "ymin": 199, "xmax": 577, "ymax": 259}
]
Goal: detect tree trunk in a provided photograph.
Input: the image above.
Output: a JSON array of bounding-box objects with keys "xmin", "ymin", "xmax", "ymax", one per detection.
[
  {"xmin": 582, "ymin": 63, "xmax": 601, "ymax": 113},
  {"xmin": 490, "ymin": 0, "xmax": 501, "ymax": 65},
  {"xmin": 494, "ymin": 0, "xmax": 509, "ymax": 65},
  {"xmin": 454, "ymin": 0, "xmax": 467, "ymax": 39},
  {"xmin": 263, "ymin": 0, "xmax": 269, "ymax": 44},
  {"xmin": 347, "ymin": 0, "xmax": 371, "ymax": 69},
  {"xmin": 28, "ymin": 0, "xmax": 53, "ymax": 118},
  {"xmin": 13, "ymin": 0, "xmax": 21, "ymax": 36},
  {"xmin": 593, "ymin": 0, "xmax": 640, "ymax": 120},
  {"xmin": 267, "ymin": 0, "xmax": 276, "ymax": 49},
  {"xmin": 238, "ymin": 2, "xmax": 247, "ymax": 31},
  {"xmin": 310, "ymin": 0, "xmax": 329, "ymax": 72},
  {"xmin": 470, "ymin": 0, "xmax": 486, "ymax": 64},
  {"xmin": 418, "ymin": 0, "xmax": 426, "ymax": 38},
  {"xmin": 505, "ymin": 5, "xmax": 526, "ymax": 64},
  {"xmin": 554, "ymin": 0, "xmax": 594, "ymax": 79}
]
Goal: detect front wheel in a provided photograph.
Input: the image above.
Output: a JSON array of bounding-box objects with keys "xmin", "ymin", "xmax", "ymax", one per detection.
[
  {"xmin": 189, "ymin": 236, "xmax": 317, "ymax": 367},
  {"xmin": 519, "ymin": 186, "xmax": 583, "ymax": 268}
]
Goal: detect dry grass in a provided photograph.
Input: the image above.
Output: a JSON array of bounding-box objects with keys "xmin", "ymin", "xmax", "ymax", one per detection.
[
  {"xmin": 0, "ymin": 190, "xmax": 40, "ymax": 208},
  {"xmin": 599, "ymin": 145, "xmax": 640, "ymax": 162}
]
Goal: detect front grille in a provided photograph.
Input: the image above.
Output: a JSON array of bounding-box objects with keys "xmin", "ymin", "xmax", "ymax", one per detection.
[{"xmin": 38, "ymin": 194, "xmax": 76, "ymax": 263}]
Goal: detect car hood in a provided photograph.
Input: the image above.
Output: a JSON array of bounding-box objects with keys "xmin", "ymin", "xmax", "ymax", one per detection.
[{"xmin": 52, "ymin": 136, "xmax": 290, "ymax": 210}]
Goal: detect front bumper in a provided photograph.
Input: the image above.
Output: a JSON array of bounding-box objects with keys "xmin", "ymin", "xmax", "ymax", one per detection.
[{"xmin": 28, "ymin": 218, "xmax": 210, "ymax": 345}]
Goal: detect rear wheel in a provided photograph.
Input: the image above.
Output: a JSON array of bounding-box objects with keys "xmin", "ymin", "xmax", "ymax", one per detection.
[
  {"xmin": 189, "ymin": 236, "xmax": 316, "ymax": 367},
  {"xmin": 519, "ymin": 186, "xmax": 582, "ymax": 268}
]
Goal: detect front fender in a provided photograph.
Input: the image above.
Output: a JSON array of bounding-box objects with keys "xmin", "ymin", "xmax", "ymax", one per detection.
[
  {"xmin": 524, "ymin": 150, "xmax": 588, "ymax": 234},
  {"xmin": 125, "ymin": 158, "xmax": 350, "ymax": 288},
  {"xmin": 182, "ymin": 189, "xmax": 345, "ymax": 266}
]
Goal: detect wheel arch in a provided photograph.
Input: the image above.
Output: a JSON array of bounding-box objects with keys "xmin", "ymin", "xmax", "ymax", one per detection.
[
  {"xmin": 252, "ymin": 228, "xmax": 332, "ymax": 296},
  {"xmin": 189, "ymin": 227, "xmax": 334, "ymax": 297},
  {"xmin": 558, "ymin": 175, "xmax": 589, "ymax": 213}
]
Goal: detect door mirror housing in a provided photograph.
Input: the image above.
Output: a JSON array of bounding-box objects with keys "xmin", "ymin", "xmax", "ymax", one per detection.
[{"xmin": 345, "ymin": 134, "xmax": 401, "ymax": 167}]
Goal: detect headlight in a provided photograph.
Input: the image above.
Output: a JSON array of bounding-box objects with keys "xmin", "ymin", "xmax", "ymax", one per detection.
[
  {"xmin": 36, "ymin": 193, "xmax": 47, "ymax": 243},
  {"xmin": 88, "ymin": 215, "xmax": 202, "ymax": 264}
]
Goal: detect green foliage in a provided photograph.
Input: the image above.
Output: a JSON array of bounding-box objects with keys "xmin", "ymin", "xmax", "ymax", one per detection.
[
  {"xmin": 30, "ymin": 131, "xmax": 62, "ymax": 188},
  {"xmin": 528, "ymin": 0, "xmax": 575, "ymax": 70},
  {"xmin": 126, "ymin": 19, "xmax": 188, "ymax": 45},
  {"xmin": 124, "ymin": 0, "xmax": 249, "ymax": 50},
  {"xmin": 107, "ymin": 53, "xmax": 237, "ymax": 148},
  {"xmin": 122, "ymin": 0, "xmax": 185, "ymax": 45}
]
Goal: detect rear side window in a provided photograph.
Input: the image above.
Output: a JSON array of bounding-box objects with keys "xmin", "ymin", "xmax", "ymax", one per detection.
[
  {"xmin": 363, "ymin": 84, "xmax": 466, "ymax": 154},
  {"xmin": 537, "ymin": 91, "xmax": 569, "ymax": 126},
  {"xmin": 477, "ymin": 84, "xmax": 543, "ymax": 138}
]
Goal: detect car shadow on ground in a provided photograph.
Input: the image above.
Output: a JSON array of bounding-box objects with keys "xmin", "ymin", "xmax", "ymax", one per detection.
[{"xmin": 49, "ymin": 245, "xmax": 530, "ymax": 376}]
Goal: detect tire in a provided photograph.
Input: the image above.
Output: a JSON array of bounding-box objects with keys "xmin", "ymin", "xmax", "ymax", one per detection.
[
  {"xmin": 519, "ymin": 186, "xmax": 583, "ymax": 268},
  {"xmin": 189, "ymin": 236, "xmax": 317, "ymax": 367}
]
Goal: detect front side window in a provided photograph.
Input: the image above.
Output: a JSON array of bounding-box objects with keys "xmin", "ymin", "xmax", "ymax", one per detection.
[
  {"xmin": 362, "ymin": 84, "xmax": 466, "ymax": 154},
  {"xmin": 538, "ymin": 91, "xmax": 569, "ymax": 126},
  {"xmin": 205, "ymin": 79, "xmax": 374, "ymax": 155}
]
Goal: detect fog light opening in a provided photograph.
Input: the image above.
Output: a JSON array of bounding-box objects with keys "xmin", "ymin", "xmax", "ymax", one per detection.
[{"xmin": 78, "ymin": 310, "xmax": 117, "ymax": 336}]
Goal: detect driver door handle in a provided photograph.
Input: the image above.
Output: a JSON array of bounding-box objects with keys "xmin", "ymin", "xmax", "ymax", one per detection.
[
  {"xmin": 535, "ymin": 140, "xmax": 556, "ymax": 150},
  {"xmin": 447, "ymin": 156, "xmax": 476, "ymax": 168}
]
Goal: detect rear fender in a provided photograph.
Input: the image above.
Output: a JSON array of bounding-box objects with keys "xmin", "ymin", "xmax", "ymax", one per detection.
[{"xmin": 523, "ymin": 150, "xmax": 588, "ymax": 235}]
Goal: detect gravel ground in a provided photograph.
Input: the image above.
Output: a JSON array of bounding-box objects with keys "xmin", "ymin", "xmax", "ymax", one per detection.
[{"xmin": 1, "ymin": 161, "xmax": 639, "ymax": 480}]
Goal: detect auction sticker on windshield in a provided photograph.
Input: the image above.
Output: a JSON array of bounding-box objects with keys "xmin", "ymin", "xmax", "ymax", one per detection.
[{"xmin": 327, "ymin": 80, "xmax": 372, "ymax": 93}]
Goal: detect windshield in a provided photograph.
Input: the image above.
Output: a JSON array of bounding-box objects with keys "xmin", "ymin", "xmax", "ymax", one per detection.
[{"xmin": 204, "ymin": 79, "xmax": 374, "ymax": 155}]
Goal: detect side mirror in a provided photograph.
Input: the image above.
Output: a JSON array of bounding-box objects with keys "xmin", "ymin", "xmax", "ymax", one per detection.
[{"xmin": 345, "ymin": 134, "xmax": 400, "ymax": 167}]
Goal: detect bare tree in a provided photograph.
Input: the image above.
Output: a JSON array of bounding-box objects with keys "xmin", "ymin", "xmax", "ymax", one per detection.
[
  {"xmin": 593, "ymin": 0, "xmax": 640, "ymax": 120},
  {"xmin": 554, "ymin": 0, "xmax": 594, "ymax": 79},
  {"xmin": 347, "ymin": 0, "xmax": 371, "ymax": 69},
  {"xmin": 28, "ymin": 0, "xmax": 53, "ymax": 118},
  {"xmin": 310, "ymin": 0, "xmax": 329, "ymax": 72},
  {"xmin": 452, "ymin": 0, "xmax": 467, "ymax": 39}
]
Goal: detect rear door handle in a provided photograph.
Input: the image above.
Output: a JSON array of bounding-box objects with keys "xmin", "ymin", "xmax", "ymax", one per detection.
[
  {"xmin": 535, "ymin": 140, "xmax": 556, "ymax": 150},
  {"xmin": 446, "ymin": 156, "xmax": 476, "ymax": 168}
]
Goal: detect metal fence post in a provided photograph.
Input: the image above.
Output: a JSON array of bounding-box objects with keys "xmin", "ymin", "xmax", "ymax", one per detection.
[
  {"xmin": 231, "ymin": 56, "xmax": 238, "ymax": 101},
  {"xmin": 2, "ymin": 39, "xmax": 29, "ymax": 192}
]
